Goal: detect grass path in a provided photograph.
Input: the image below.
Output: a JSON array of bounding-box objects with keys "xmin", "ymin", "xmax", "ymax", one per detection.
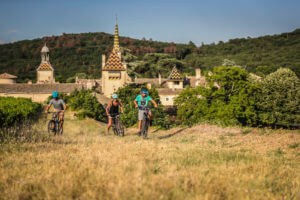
[{"xmin": 0, "ymin": 112, "xmax": 299, "ymax": 200}]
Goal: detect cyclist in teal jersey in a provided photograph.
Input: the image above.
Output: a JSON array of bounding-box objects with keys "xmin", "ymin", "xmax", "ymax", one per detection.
[{"xmin": 133, "ymin": 87, "xmax": 158, "ymax": 135}]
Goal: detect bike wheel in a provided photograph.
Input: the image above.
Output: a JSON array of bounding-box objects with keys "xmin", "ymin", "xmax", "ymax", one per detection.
[
  {"xmin": 59, "ymin": 124, "xmax": 63, "ymax": 135},
  {"xmin": 113, "ymin": 127, "xmax": 118, "ymax": 136},
  {"xmin": 141, "ymin": 119, "xmax": 148, "ymax": 139},
  {"xmin": 48, "ymin": 120, "xmax": 56, "ymax": 135},
  {"xmin": 118, "ymin": 122, "xmax": 125, "ymax": 137}
]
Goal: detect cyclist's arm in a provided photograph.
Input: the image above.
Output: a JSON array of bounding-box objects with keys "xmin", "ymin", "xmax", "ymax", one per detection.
[
  {"xmin": 119, "ymin": 102, "xmax": 124, "ymax": 113},
  {"xmin": 151, "ymin": 99, "xmax": 158, "ymax": 108},
  {"xmin": 45, "ymin": 100, "xmax": 53, "ymax": 113},
  {"xmin": 106, "ymin": 102, "xmax": 112, "ymax": 116},
  {"xmin": 45, "ymin": 105, "xmax": 51, "ymax": 113},
  {"xmin": 133, "ymin": 100, "xmax": 138, "ymax": 108},
  {"xmin": 62, "ymin": 104, "xmax": 67, "ymax": 112}
]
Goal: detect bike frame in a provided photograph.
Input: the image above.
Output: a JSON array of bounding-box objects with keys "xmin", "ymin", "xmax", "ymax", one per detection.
[
  {"xmin": 110, "ymin": 113, "xmax": 124, "ymax": 136},
  {"xmin": 141, "ymin": 108, "xmax": 150, "ymax": 138},
  {"xmin": 48, "ymin": 111, "xmax": 63, "ymax": 135}
]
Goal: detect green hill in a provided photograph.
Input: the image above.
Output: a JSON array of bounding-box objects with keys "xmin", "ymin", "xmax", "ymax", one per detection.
[{"xmin": 0, "ymin": 29, "xmax": 299, "ymax": 82}]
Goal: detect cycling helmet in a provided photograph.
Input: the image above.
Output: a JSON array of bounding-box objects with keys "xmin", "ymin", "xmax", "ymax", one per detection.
[
  {"xmin": 141, "ymin": 87, "xmax": 148, "ymax": 94},
  {"xmin": 52, "ymin": 91, "xmax": 58, "ymax": 98},
  {"xmin": 112, "ymin": 93, "xmax": 118, "ymax": 99}
]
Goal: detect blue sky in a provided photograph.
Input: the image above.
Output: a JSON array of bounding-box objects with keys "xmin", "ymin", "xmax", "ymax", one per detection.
[{"xmin": 0, "ymin": 0, "xmax": 299, "ymax": 45}]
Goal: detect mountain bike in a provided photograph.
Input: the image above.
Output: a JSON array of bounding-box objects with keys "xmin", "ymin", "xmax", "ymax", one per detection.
[
  {"xmin": 141, "ymin": 108, "xmax": 150, "ymax": 139},
  {"xmin": 111, "ymin": 113, "xmax": 124, "ymax": 137},
  {"xmin": 48, "ymin": 111, "xmax": 63, "ymax": 135}
]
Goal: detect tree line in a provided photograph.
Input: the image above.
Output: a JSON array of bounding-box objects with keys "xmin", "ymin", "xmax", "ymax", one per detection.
[{"xmin": 0, "ymin": 29, "xmax": 299, "ymax": 83}]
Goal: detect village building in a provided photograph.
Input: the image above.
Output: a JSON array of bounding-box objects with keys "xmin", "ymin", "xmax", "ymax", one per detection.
[
  {"xmin": 36, "ymin": 43, "xmax": 55, "ymax": 84},
  {"xmin": 0, "ymin": 20, "xmax": 208, "ymax": 106},
  {"xmin": 0, "ymin": 73, "xmax": 17, "ymax": 84},
  {"xmin": 101, "ymin": 21, "xmax": 131, "ymax": 97}
]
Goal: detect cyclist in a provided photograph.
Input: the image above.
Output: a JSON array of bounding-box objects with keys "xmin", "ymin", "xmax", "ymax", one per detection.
[
  {"xmin": 106, "ymin": 93, "xmax": 124, "ymax": 134},
  {"xmin": 133, "ymin": 87, "xmax": 158, "ymax": 135},
  {"xmin": 45, "ymin": 91, "xmax": 67, "ymax": 129}
]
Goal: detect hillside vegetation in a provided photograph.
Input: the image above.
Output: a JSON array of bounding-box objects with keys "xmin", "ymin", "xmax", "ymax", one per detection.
[
  {"xmin": 0, "ymin": 111, "xmax": 299, "ymax": 199},
  {"xmin": 0, "ymin": 29, "xmax": 299, "ymax": 82}
]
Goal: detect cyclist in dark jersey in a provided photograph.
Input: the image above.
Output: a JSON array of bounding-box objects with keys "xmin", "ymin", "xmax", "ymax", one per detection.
[{"xmin": 106, "ymin": 93, "xmax": 124, "ymax": 134}]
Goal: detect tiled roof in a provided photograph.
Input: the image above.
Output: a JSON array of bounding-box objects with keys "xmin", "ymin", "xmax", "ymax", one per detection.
[
  {"xmin": 134, "ymin": 78, "xmax": 168, "ymax": 84},
  {"xmin": 168, "ymin": 66, "xmax": 183, "ymax": 80},
  {"xmin": 0, "ymin": 73, "xmax": 17, "ymax": 79},
  {"xmin": 114, "ymin": 23, "xmax": 120, "ymax": 53},
  {"xmin": 102, "ymin": 48, "xmax": 125, "ymax": 71},
  {"xmin": 157, "ymin": 88, "xmax": 183, "ymax": 95},
  {"xmin": 37, "ymin": 62, "xmax": 53, "ymax": 71}
]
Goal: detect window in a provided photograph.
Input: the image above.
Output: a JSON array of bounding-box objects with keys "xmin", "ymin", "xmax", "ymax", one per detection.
[
  {"xmin": 166, "ymin": 97, "xmax": 169, "ymax": 101},
  {"xmin": 174, "ymin": 81, "xmax": 180, "ymax": 85}
]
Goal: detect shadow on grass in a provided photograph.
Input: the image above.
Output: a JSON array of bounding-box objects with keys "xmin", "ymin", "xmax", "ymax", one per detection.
[{"xmin": 158, "ymin": 128, "xmax": 187, "ymax": 139}]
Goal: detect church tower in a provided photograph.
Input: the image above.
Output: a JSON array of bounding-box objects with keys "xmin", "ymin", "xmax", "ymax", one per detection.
[
  {"xmin": 101, "ymin": 18, "xmax": 131, "ymax": 97},
  {"xmin": 36, "ymin": 43, "xmax": 55, "ymax": 84}
]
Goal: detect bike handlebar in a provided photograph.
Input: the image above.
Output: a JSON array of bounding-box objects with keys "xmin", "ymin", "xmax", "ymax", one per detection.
[{"xmin": 47, "ymin": 111, "xmax": 62, "ymax": 114}]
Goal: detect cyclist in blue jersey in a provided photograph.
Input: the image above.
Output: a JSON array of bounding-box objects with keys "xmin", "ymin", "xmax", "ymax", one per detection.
[{"xmin": 133, "ymin": 87, "xmax": 158, "ymax": 135}]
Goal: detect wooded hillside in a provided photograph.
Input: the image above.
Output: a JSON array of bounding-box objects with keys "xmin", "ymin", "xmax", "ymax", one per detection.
[{"xmin": 0, "ymin": 29, "xmax": 299, "ymax": 82}]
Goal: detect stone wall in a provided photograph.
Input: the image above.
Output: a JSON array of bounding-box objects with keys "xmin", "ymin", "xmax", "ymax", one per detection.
[
  {"xmin": 0, "ymin": 83, "xmax": 86, "ymax": 103},
  {"xmin": 0, "ymin": 83, "xmax": 84, "ymax": 94},
  {"xmin": 0, "ymin": 93, "xmax": 51, "ymax": 103},
  {"xmin": 0, "ymin": 79, "xmax": 16, "ymax": 84}
]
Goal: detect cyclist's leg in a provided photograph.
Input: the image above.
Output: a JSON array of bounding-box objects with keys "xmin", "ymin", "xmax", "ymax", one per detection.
[
  {"xmin": 138, "ymin": 120, "xmax": 142, "ymax": 132},
  {"xmin": 138, "ymin": 109, "xmax": 144, "ymax": 133},
  {"xmin": 107, "ymin": 116, "xmax": 112, "ymax": 134},
  {"xmin": 149, "ymin": 110, "xmax": 152, "ymax": 121},
  {"xmin": 59, "ymin": 112, "xmax": 64, "ymax": 128}
]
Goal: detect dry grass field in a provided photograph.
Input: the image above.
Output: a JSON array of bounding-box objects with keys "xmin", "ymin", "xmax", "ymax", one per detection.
[{"xmin": 0, "ymin": 112, "xmax": 299, "ymax": 200}]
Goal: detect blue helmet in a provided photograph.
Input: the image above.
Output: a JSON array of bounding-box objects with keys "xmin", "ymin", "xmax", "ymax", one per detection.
[
  {"xmin": 141, "ymin": 87, "xmax": 148, "ymax": 94},
  {"xmin": 52, "ymin": 91, "xmax": 58, "ymax": 98},
  {"xmin": 112, "ymin": 93, "xmax": 118, "ymax": 99}
]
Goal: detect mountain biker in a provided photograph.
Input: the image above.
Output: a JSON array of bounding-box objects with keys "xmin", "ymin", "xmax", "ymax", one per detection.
[
  {"xmin": 133, "ymin": 87, "xmax": 158, "ymax": 135},
  {"xmin": 45, "ymin": 91, "xmax": 67, "ymax": 128},
  {"xmin": 106, "ymin": 93, "xmax": 124, "ymax": 134}
]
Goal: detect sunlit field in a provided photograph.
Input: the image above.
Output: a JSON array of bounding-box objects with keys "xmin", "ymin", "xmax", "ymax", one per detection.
[{"xmin": 0, "ymin": 112, "xmax": 299, "ymax": 200}]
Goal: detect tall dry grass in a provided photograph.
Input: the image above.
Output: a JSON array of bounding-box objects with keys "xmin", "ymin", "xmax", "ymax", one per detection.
[{"xmin": 0, "ymin": 112, "xmax": 299, "ymax": 200}]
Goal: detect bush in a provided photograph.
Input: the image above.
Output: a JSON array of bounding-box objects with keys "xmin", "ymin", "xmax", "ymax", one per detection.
[
  {"xmin": 255, "ymin": 68, "xmax": 300, "ymax": 128},
  {"xmin": 68, "ymin": 90, "xmax": 106, "ymax": 122},
  {"xmin": 0, "ymin": 97, "xmax": 42, "ymax": 128},
  {"xmin": 175, "ymin": 66, "xmax": 258, "ymax": 126},
  {"xmin": 0, "ymin": 97, "xmax": 43, "ymax": 143}
]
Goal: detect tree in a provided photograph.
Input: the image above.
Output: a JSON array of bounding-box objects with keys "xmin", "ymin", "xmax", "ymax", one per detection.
[{"xmin": 255, "ymin": 68, "xmax": 300, "ymax": 128}]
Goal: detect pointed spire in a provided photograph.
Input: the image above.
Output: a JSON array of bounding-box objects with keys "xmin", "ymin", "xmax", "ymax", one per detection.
[
  {"xmin": 114, "ymin": 14, "xmax": 120, "ymax": 53},
  {"xmin": 168, "ymin": 66, "xmax": 183, "ymax": 80}
]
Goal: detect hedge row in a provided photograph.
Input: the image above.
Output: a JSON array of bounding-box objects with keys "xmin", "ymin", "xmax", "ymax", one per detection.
[{"xmin": 0, "ymin": 97, "xmax": 42, "ymax": 128}]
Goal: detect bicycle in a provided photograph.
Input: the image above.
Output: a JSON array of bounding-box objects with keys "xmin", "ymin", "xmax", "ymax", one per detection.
[
  {"xmin": 140, "ymin": 108, "xmax": 150, "ymax": 139},
  {"xmin": 47, "ymin": 111, "xmax": 63, "ymax": 135},
  {"xmin": 110, "ymin": 113, "xmax": 125, "ymax": 137}
]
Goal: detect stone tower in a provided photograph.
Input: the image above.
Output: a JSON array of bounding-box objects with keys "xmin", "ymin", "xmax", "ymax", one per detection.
[
  {"xmin": 101, "ymin": 18, "xmax": 131, "ymax": 97},
  {"xmin": 167, "ymin": 66, "xmax": 183, "ymax": 90},
  {"xmin": 36, "ymin": 43, "xmax": 55, "ymax": 84}
]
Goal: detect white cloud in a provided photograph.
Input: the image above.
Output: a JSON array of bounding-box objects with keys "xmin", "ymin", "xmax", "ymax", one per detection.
[{"xmin": 0, "ymin": 40, "xmax": 6, "ymax": 44}]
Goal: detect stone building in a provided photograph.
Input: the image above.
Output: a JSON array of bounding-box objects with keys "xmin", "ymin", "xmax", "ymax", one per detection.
[
  {"xmin": 166, "ymin": 66, "xmax": 184, "ymax": 90},
  {"xmin": 36, "ymin": 43, "xmax": 55, "ymax": 84},
  {"xmin": 101, "ymin": 20, "xmax": 131, "ymax": 97},
  {"xmin": 0, "ymin": 73, "xmax": 17, "ymax": 84}
]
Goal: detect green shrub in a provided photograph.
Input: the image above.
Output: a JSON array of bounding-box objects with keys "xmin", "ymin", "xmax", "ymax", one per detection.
[
  {"xmin": 68, "ymin": 90, "xmax": 106, "ymax": 122},
  {"xmin": 175, "ymin": 66, "xmax": 258, "ymax": 126},
  {"xmin": 0, "ymin": 97, "xmax": 42, "ymax": 128},
  {"xmin": 255, "ymin": 68, "xmax": 300, "ymax": 128}
]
